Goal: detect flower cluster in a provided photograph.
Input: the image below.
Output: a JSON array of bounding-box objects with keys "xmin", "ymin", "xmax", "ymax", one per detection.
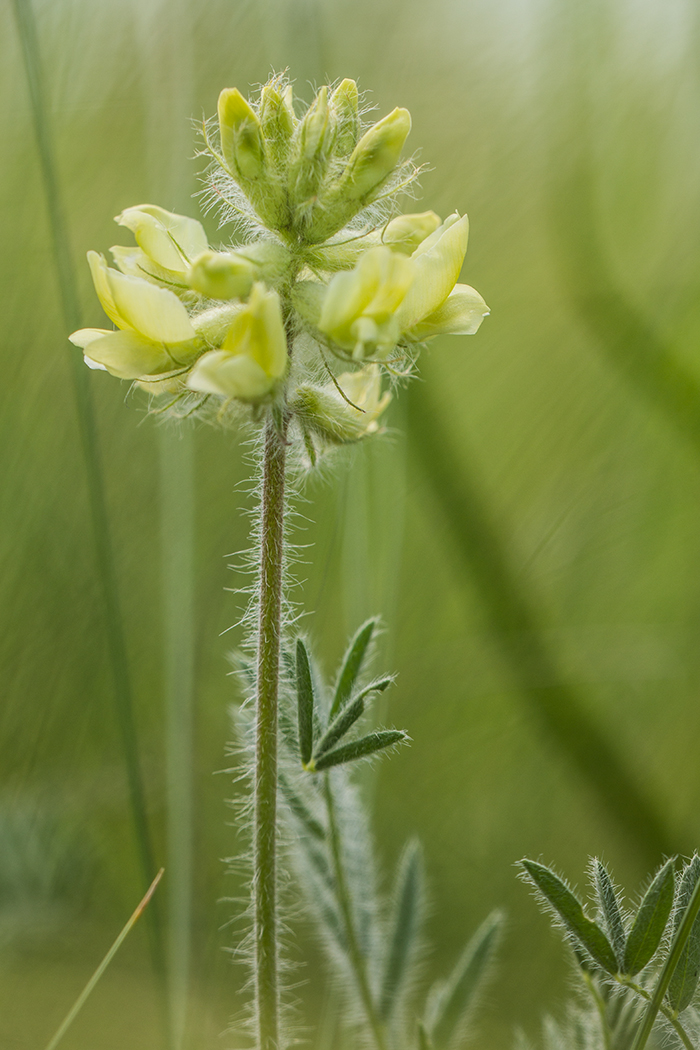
[{"xmin": 70, "ymin": 73, "xmax": 488, "ymax": 452}]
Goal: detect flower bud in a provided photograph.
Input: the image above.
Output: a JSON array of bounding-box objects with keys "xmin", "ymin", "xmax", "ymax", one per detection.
[
  {"xmin": 187, "ymin": 283, "xmax": 287, "ymax": 402},
  {"xmin": 291, "ymin": 365, "xmax": 391, "ymax": 445},
  {"xmin": 289, "ymin": 86, "xmax": 334, "ymax": 214},
  {"xmin": 218, "ymin": 88, "xmax": 266, "ymax": 181},
  {"xmin": 343, "ymin": 107, "xmax": 411, "ymax": 202},
  {"xmin": 188, "ymin": 250, "xmax": 257, "ymax": 300},
  {"xmin": 259, "ymin": 81, "xmax": 296, "ymax": 164},
  {"xmin": 381, "ymin": 211, "xmax": 441, "ymax": 254},
  {"xmin": 329, "ymin": 79, "xmax": 359, "ymax": 156}
]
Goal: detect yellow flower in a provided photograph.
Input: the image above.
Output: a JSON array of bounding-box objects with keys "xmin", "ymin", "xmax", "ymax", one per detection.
[
  {"xmin": 187, "ymin": 283, "xmax": 288, "ymax": 402},
  {"xmin": 110, "ymin": 205, "xmax": 209, "ymax": 291},
  {"xmin": 69, "ymin": 252, "xmax": 202, "ymax": 380},
  {"xmin": 317, "ymin": 246, "xmax": 414, "ymax": 359}
]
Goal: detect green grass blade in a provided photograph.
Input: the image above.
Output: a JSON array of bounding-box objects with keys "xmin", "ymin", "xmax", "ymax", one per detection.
[
  {"xmin": 44, "ymin": 869, "xmax": 164, "ymax": 1050},
  {"xmin": 407, "ymin": 385, "xmax": 675, "ymax": 865},
  {"xmin": 330, "ymin": 618, "xmax": 377, "ymax": 718},
  {"xmin": 11, "ymin": 0, "xmax": 164, "ymax": 974}
]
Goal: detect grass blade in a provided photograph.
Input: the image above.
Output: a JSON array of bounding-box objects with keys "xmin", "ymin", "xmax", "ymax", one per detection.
[
  {"xmin": 330, "ymin": 618, "xmax": 377, "ymax": 718},
  {"xmin": 407, "ymin": 385, "xmax": 675, "ymax": 865},
  {"xmin": 44, "ymin": 869, "xmax": 164, "ymax": 1050},
  {"xmin": 11, "ymin": 0, "xmax": 163, "ymax": 970}
]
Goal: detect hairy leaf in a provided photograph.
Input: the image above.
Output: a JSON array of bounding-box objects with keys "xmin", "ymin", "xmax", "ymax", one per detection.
[
  {"xmin": 425, "ymin": 910, "xmax": 503, "ymax": 1047},
  {"xmin": 330, "ymin": 618, "xmax": 377, "ymax": 717},
  {"xmin": 312, "ymin": 730, "xmax": 407, "ymax": 770},
  {"xmin": 296, "ymin": 639, "xmax": 315, "ymax": 765},
  {"xmin": 379, "ymin": 839, "xmax": 424, "ymax": 1022},
  {"xmin": 593, "ymin": 860, "xmax": 627, "ymax": 968},
  {"xmin": 520, "ymin": 860, "xmax": 618, "ymax": 974},
  {"xmin": 278, "ymin": 773, "xmax": 325, "ymax": 841},
  {"xmin": 667, "ymin": 855, "xmax": 700, "ymax": 1012},
  {"xmin": 314, "ymin": 694, "xmax": 365, "ymax": 759},
  {"xmin": 623, "ymin": 857, "xmax": 674, "ymax": 975}
]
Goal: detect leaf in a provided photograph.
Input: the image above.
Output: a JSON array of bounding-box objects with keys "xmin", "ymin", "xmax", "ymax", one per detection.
[
  {"xmin": 520, "ymin": 860, "xmax": 618, "ymax": 974},
  {"xmin": 278, "ymin": 772, "xmax": 325, "ymax": 841},
  {"xmin": 330, "ymin": 618, "xmax": 377, "ymax": 718},
  {"xmin": 623, "ymin": 858, "xmax": 675, "ymax": 976},
  {"xmin": 312, "ymin": 730, "xmax": 407, "ymax": 771},
  {"xmin": 296, "ymin": 639, "xmax": 315, "ymax": 766},
  {"xmin": 379, "ymin": 840, "xmax": 424, "ymax": 1022},
  {"xmin": 667, "ymin": 855, "xmax": 700, "ymax": 1012},
  {"xmin": 425, "ymin": 910, "xmax": 503, "ymax": 1048},
  {"xmin": 314, "ymin": 694, "xmax": 365, "ymax": 759},
  {"xmin": 593, "ymin": 860, "xmax": 627, "ymax": 968}
]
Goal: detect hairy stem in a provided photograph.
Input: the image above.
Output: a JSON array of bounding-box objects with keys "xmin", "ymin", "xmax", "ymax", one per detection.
[
  {"xmin": 324, "ymin": 774, "xmax": 388, "ymax": 1050},
  {"xmin": 254, "ymin": 412, "xmax": 288, "ymax": 1050},
  {"xmin": 616, "ymin": 977, "xmax": 697, "ymax": 1050}
]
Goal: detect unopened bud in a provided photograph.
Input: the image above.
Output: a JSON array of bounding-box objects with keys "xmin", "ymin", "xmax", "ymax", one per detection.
[
  {"xmin": 260, "ymin": 82, "xmax": 296, "ymax": 163},
  {"xmin": 329, "ymin": 79, "xmax": 359, "ymax": 156},
  {"xmin": 291, "ymin": 365, "xmax": 391, "ymax": 445},
  {"xmin": 188, "ymin": 250, "xmax": 257, "ymax": 300},
  {"xmin": 344, "ymin": 107, "xmax": 411, "ymax": 202},
  {"xmin": 218, "ymin": 88, "xmax": 266, "ymax": 181}
]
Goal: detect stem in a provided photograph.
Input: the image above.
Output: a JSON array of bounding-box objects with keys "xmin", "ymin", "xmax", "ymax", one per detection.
[
  {"xmin": 583, "ymin": 972, "xmax": 613, "ymax": 1050},
  {"xmin": 323, "ymin": 774, "xmax": 388, "ymax": 1050},
  {"xmin": 631, "ymin": 877, "xmax": 700, "ymax": 1050},
  {"xmin": 254, "ymin": 413, "xmax": 288, "ymax": 1050},
  {"xmin": 617, "ymin": 977, "xmax": 697, "ymax": 1050}
]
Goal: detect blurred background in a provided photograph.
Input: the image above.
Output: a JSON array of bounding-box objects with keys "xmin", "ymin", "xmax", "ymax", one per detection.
[{"xmin": 3, "ymin": 0, "xmax": 700, "ymax": 1045}]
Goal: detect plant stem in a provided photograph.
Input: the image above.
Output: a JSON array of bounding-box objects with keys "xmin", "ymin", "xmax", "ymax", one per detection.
[
  {"xmin": 616, "ymin": 977, "xmax": 697, "ymax": 1050},
  {"xmin": 254, "ymin": 412, "xmax": 288, "ymax": 1050},
  {"xmin": 583, "ymin": 972, "xmax": 613, "ymax": 1050},
  {"xmin": 631, "ymin": 877, "xmax": 700, "ymax": 1050},
  {"xmin": 323, "ymin": 774, "xmax": 388, "ymax": 1050}
]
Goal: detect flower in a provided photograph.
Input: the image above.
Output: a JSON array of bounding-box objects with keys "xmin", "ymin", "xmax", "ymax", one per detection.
[
  {"xmin": 69, "ymin": 251, "xmax": 203, "ymax": 380},
  {"xmin": 110, "ymin": 205, "xmax": 209, "ymax": 291},
  {"xmin": 186, "ymin": 283, "xmax": 287, "ymax": 402},
  {"xmin": 291, "ymin": 364, "xmax": 391, "ymax": 445},
  {"xmin": 316, "ymin": 246, "xmax": 415, "ymax": 358}
]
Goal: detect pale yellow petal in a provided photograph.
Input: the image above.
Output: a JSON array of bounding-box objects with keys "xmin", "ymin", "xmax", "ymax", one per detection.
[
  {"xmin": 187, "ymin": 349, "xmax": 274, "ymax": 401},
  {"xmin": 79, "ymin": 330, "xmax": 174, "ymax": 379},
  {"xmin": 408, "ymin": 284, "xmax": 489, "ymax": 339},
  {"xmin": 396, "ymin": 215, "xmax": 470, "ymax": 330},
  {"xmin": 116, "ymin": 205, "xmax": 208, "ymax": 272},
  {"xmin": 69, "ymin": 327, "xmax": 113, "ymax": 348},
  {"xmin": 223, "ymin": 284, "xmax": 287, "ymax": 380},
  {"xmin": 105, "ymin": 268, "xmax": 196, "ymax": 343},
  {"xmin": 87, "ymin": 251, "xmax": 124, "ymax": 328}
]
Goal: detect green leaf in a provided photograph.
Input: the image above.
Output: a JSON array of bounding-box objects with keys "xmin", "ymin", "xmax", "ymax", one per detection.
[
  {"xmin": 667, "ymin": 855, "xmax": 700, "ymax": 1013},
  {"xmin": 314, "ymin": 694, "xmax": 365, "ymax": 759},
  {"xmin": 296, "ymin": 639, "xmax": 315, "ymax": 766},
  {"xmin": 593, "ymin": 860, "xmax": 627, "ymax": 968},
  {"xmin": 330, "ymin": 618, "xmax": 377, "ymax": 718},
  {"xmin": 278, "ymin": 773, "xmax": 325, "ymax": 841},
  {"xmin": 379, "ymin": 840, "xmax": 424, "ymax": 1022},
  {"xmin": 520, "ymin": 860, "xmax": 618, "ymax": 974},
  {"xmin": 312, "ymin": 730, "xmax": 407, "ymax": 771},
  {"xmin": 623, "ymin": 858, "xmax": 675, "ymax": 976},
  {"xmin": 425, "ymin": 910, "xmax": 503, "ymax": 1048}
]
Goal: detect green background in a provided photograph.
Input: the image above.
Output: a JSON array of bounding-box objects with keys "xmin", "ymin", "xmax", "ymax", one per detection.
[{"xmin": 2, "ymin": 0, "xmax": 700, "ymax": 1045}]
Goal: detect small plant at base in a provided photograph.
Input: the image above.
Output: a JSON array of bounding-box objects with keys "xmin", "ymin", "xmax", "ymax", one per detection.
[{"xmin": 70, "ymin": 72, "xmax": 489, "ymax": 1050}]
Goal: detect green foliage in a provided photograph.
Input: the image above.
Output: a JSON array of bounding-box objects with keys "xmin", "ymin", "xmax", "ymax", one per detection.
[
  {"xmin": 666, "ymin": 855, "xmax": 700, "ymax": 1014},
  {"xmin": 624, "ymin": 859, "xmax": 674, "ymax": 977}
]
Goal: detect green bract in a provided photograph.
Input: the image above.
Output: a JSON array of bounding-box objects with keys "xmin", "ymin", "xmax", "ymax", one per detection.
[{"xmin": 70, "ymin": 73, "xmax": 488, "ymax": 452}]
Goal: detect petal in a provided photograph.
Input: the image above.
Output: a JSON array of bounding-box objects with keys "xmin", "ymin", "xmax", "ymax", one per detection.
[
  {"xmin": 395, "ymin": 214, "xmax": 470, "ymax": 329},
  {"xmin": 79, "ymin": 330, "xmax": 174, "ymax": 379},
  {"xmin": 408, "ymin": 284, "xmax": 489, "ymax": 339},
  {"xmin": 110, "ymin": 245, "xmax": 189, "ymax": 290},
  {"xmin": 116, "ymin": 205, "xmax": 208, "ymax": 272},
  {"xmin": 69, "ymin": 327, "xmax": 113, "ymax": 348},
  {"xmin": 223, "ymin": 284, "xmax": 287, "ymax": 379},
  {"xmin": 187, "ymin": 349, "xmax": 275, "ymax": 401},
  {"xmin": 87, "ymin": 251, "xmax": 124, "ymax": 328},
  {"xmin": 105, "ymin": 268, "xmax": 196, "ymax": 343}
]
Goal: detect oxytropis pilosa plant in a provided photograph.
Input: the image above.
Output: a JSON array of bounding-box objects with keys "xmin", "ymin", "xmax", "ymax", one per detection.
[{"xmin": 71, "ymin": 73, "xmax": 491, "ymax": 1050}]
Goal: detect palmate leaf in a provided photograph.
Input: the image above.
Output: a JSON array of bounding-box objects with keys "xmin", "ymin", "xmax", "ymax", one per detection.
[
  {"xmin": 330, "ymin": 617, "xmax": 377, "ymax": 718},
  {"xmin": 667, "ymin": 854, "xmax": 700, "ymax": 1013},
  {"xmin": 424, "ymin": 909, "xmax": 503, "ymax": 1048},
  {"xmin": 623, "ymin": 857, "xmax": 675, "ymax": 976},
  {"xmin": 314, "ymin": 678, "xmax": 393, "ymax": 761},
  {"xmin": 520, "ymin": 860, "xmax": 618, "ymax": 974},
  {"xmin": 378, "ymin": 839, "xmax": 424, "ymax": 1022},
  {"xmin": 593, "ymin": 860, "xmax": 627, "ymax": 968}
]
